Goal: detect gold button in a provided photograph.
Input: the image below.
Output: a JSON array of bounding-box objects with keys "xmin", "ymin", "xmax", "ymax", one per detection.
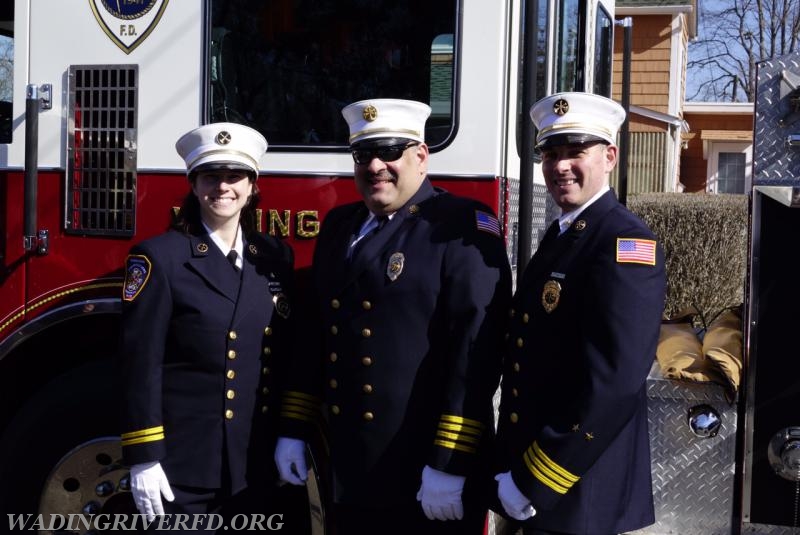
[
  {"xmin": 362, "ymin": 356, "xmax": 373, "ymax": 366},
  {"xmin": 522, "ymin": 313, "xmax": 530, "ymax": 323},
  {"xmin": 261, "ymin": 405, "xmax": 269, "ymax": 413},
  {"xmin": 362, "ymin": 300, "xmax": 372, "ymax": 310},
  {"xmin": 264, "ymin": 326, "xmax": 273, "ymax": 336},
  {"xmin": 226, "ymin": 389, "xmax": 235, "ymax": 400},
  {"xmin": 329, "ymin": 379, "xmax": 338, "ymax": 389},
  {"xmin": 363, "ymin": 384, "xmax": 373, "ymax": 394},
  {"xmin": 226, "ymin": 370, "xmax": 235, "ymax": 379},
  {"xmin": 513, "ymin": 362, "xmax": 520, "ymax": 372},
  {"xmin": 227, "ymin": 350, "xmax": 236, "ymax": 360},
  {"xmin": 363, "ymin": 411, "xmax": 374, "ymax": 421},
  {"xmin": 516, "ymin": 338, "xmax": 524, "ymax": 348},
  {"xmin": 262, "ymin": 366, "xmax": 270, "ymax": 375},
  {"xmin": 225, "ymin": 409, "xmax": 234, "ymax": 419},
  {"xmin": 512, "ymin": 388, "xmax": 519, "ymax": 397},
  {"xmin": 510, "ymin": 412, "xmax": 519, "ymax": 423},
  {"xmin": 228, "ymin": 331, "xmax": 237, "ymax": 340},
  {"xmin": 330, "ymin": 352, "xmax": 338, "ymax": 362},
  {"xmin": 509, "ymin": 308, "xmax": 516, "ymax": 318},
  {"xmin": 362, "ymin": 328, "xmax": 372, "ymax": 337},
  {"xmin": 331, "ymin": 405, "xmax": 340, "ymax": 415},
  {"xmin": 263, "ymin": 346, "xmax": 272, "ymax": 356},
  {"xmin": 262, "ymin": 387, "xmax": 269, "ymax": 395},
  {"xmin": 331, "ymin": 299, "xmax": 340, "ymax": 309},
  {"xmin": 331, "ymin": 325, "xmax": 338, "ymax": 335}
]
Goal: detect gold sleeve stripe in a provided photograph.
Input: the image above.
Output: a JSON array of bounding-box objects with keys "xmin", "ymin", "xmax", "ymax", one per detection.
[
  {"xmin": 280, "ymin": 409, "xmax": 318, "ymax": 422},
  {"xmin": 527, "ymin": 447, "xmax": 576, "ymax": 489},
  {"xmin": 436, "ymin": 430, "xmax": 480, "ymax": 445},
  {"xmin": 121, "ymin": 432, "xmax": 165, "ymax": 447},
  {"xmin": 120, "ymin": 426, "xmax": 164, "ymax": 447},
  {"xmin": 433, "ymin": 439, "xmax": 478, "ymax": 454},
  {"xmin": 282, "ymin": 400, "xmax": 319, "ymax": 412},
  {"xmin": 440, "ymin": 414, "xmax": 485, "ymax": 430},
  {"xmin": 532, "ymin": 442, "xmax": 579, "ymax": 483},
  {"xmin": 282, "ymin": 391, "xmax": 321, "ymax": 403},
  {"xmin": 524, "ymin": 450, "xmax": 569, "ymax": 494},
  {"xmin": 120, "ymin": 426, "xmax": 164, "ymax": 440},
  {"xmin": 438, "ymin": 422, "xmax": 483, "ymax": 437}
]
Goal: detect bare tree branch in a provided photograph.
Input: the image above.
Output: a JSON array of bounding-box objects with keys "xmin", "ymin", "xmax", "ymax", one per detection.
[{"xmin": 688, "ymin": 0, "xmax": 800, "ymax": 101}]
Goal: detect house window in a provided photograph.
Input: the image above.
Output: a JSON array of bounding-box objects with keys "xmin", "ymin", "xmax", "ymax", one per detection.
[
  {"xmin": 707, "ymin": 141, "xmax": 751, "ymax": 194},
  {"xmin": 717, "ymin": 152, "xmax": 746, "ymax": 193}
]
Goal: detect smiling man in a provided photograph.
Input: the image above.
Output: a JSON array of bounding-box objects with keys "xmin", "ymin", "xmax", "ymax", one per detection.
[
  {"xmin": 275, "ymin": 98, "xmax": 512, "ymax": 534},
  {"xmin": 493, "ymin": 92, "xmax": 667, "ymax": 535}
]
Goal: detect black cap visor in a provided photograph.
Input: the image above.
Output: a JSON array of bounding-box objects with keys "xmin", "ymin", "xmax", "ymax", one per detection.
[
  {"xmin": 536, "ymin": 133, "xmax": 609, "ymax": 150},
  {"xmin": 351, "ymin": 137, "xmax": 417, "ymax": 150},
  {"xmin": 189, "ymin": 161, "xmax": 256, "ymax": 180}
]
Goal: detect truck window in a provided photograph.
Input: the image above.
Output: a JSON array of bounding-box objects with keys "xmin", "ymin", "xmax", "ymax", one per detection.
[
  {"xmin": 554, "ymin": 0, "xmax": 584, "ymax": 92},
  {"xmin": 208, "ymin": 0, "xmax": 458, "ymax": 149},
  {"xmin": 593, "ymin": 3, "xmax": 613, "ymax": 97},
  {"xmin": 0, "ymin": 2, "xmax": 12, "ymax": 144}
]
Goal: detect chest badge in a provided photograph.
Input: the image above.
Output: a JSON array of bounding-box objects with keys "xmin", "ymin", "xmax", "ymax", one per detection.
[
  {"xmin": 386, "ymin": 252, "xmax": 405, "ymax": 281},
  {"xmin": 541, "ymin": 280, "xmax": 561, "ymax": 313}
]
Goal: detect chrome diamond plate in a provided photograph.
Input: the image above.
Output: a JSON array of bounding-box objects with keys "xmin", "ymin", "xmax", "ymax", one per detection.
[
  {"xmin": 628, "ymin": 364, "xmax": 737, "ymax": 535},
  {"xmin": 754, "ymin": 52, "xmax": 800, "ymax": 185}
]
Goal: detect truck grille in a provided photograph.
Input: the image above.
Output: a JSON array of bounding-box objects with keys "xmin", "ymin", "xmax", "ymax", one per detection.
[{"xmin": 66, "ymin": 65, "xmax": 137, "ymax": 236}]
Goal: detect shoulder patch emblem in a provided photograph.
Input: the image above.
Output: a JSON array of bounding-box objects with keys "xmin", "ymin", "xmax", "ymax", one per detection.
[
  {"xmin": 616, "ymin": 238, "xmax": 656, "ymax": 265},
  {"xmin": 123, "ymin": 254, "xmax": 152, "ymax": 301},
  {"xmin": 475, "ymin": 210, "xmax": 501, "ymax": 237}
]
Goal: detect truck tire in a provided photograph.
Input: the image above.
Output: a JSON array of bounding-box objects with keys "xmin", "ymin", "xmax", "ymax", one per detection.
[{"xmin": 0, "ymin": 359, "xmax": 122, "ymax": 525}]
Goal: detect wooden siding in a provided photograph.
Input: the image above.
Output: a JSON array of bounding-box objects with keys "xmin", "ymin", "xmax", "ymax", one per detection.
[{"xmin": 613, "ymin": 15, "xmax": 673, "ymax": 114}]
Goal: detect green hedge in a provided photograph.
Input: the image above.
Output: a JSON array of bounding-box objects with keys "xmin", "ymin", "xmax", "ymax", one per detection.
[{"xmin": 627, "ymin": 192, "xmax": 748, "ymax": 326}]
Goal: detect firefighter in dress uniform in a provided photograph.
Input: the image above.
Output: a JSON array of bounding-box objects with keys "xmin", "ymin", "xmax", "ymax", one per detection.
[
  {"xmin": 493, "ymin": 93, "xmax": 667, "ymax": 535},
  {"xmin": 274, "ymin": 99, "xmax": 512, "ymax": 534},
  {"xmin": 118, "ymin": 123, "xmax": 308, "ymax": 532}
]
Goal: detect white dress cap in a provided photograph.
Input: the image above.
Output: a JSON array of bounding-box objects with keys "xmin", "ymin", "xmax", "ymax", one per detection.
[
  {"xmin": 342, "ymin": 98, "xmax": 431, "ymax": 146},
  {"xmin": 175, "ymin": 122, "xmax": 267, "ymax": 176},
  {"xmin": 530, "ymin": 92, "xmax": 626, "ymax": 148}
]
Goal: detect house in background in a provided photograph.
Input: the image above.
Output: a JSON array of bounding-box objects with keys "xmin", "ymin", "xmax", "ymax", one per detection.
[
  {"xmin": 610, "ymin": 0, "xmax": 756, "ymax": 195},
  {"xmin": 681, "ymin": 102, "xmax": 754, "ymax": 193}
]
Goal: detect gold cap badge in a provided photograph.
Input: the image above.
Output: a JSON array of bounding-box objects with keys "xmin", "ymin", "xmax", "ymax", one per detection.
[
  {"xmin": 553, "ymin": 99, "xmax": 569, "ymax": 116},
  {"xmin": 362, "ymin": 104, "xmax": 378, "ymax": 122}
]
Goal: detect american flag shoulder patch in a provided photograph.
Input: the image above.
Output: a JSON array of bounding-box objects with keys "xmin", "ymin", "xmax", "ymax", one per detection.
[
  {"xmin": 475, "ymin": 210, "xmax": 501, "ymax": 237},
  {"xmin": 616, "ymin": 238, "xmax": 656, "ymax": 265}
]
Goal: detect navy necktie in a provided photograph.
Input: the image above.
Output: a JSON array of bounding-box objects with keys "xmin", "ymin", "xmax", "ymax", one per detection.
[
  {"xmin": 350, "ymin": 216, "xmax": 387, "ymax": 260},
  {"xmin": 226, "ymin": 250, "xmax": 240, "ymax": 271}
]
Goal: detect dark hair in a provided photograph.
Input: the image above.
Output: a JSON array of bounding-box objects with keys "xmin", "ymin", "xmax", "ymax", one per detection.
[{"xmin": 171, "ymin": 177, "xmax": 261, "ymax": 235}]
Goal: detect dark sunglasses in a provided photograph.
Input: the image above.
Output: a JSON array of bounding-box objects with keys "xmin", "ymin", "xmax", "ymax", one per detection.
[{"xmin": 351, "ymin": 142, "xmax": 419, "ymax": 165}]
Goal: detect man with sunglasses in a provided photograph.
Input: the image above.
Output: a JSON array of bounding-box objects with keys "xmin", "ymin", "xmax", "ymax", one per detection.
[
  {"xmin": 493, "ymin": 92, "xmax": 666, "ymax": 534},
  {"xmin": 275, "ymin": 98, "xmax": 511, "ymax": 534}
]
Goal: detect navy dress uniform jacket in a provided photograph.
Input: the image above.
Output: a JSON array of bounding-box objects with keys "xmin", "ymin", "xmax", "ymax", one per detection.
[
  {"xmin": 119, "ymin": 229, "xmax": 295, "ymax": 493},
  {"xmin": 281, "ymin": 179, "xmax": 512, "ymax": 507},
  {"xmin": 495, "ymin": 190, "xmax": 666, "ymax": 534}
]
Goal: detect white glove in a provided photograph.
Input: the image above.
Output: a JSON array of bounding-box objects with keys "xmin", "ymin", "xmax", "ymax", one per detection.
[
  {"xmin": 495, "ymin": 471, "xmax": 536, "ymax": 521},
  {"xmin": 274, "ymin": 437, "xmax": 308, "ymax": 486},
  {"xmin": 415, "ymin": 465, "xmax": 465, "ymax": 521},
  {"xmin": 130, "ymin": 461, "xmax": 174, "ymax": 522}
]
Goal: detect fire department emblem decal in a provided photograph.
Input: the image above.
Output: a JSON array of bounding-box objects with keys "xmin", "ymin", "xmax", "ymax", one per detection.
[
  {"xmin": 90, "ymin": 0, "xmax": 170, "ymax": 55},
  {"xmin": 123, "ymin": 254, "xmax": 152, "ymax": 302}
]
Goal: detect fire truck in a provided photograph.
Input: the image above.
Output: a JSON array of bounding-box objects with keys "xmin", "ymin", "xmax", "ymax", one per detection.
[{"xmin": 0, "ymin": 0, "xmax": 617, "ymax": 531}]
